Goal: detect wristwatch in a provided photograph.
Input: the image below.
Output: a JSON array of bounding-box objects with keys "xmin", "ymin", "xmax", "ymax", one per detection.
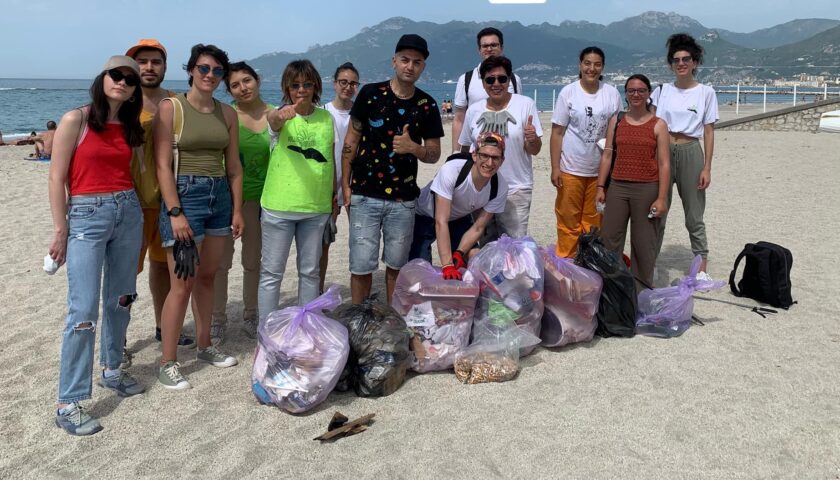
[{"xmin": 167, "ymin": 206, "xmax": 183, "ymax": 217}]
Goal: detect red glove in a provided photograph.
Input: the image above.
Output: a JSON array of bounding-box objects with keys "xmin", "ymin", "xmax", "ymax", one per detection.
[
  {"xmin": 452, "ymin": 250, "xmax": 467, "ymax": 270},
  {"xmin": 442, "ymin": 264, "xmax": 462, "ymax": 281}
]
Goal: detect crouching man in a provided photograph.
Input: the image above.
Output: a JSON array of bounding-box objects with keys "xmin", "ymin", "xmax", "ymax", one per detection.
[{"xmin": 408, "ymin": 132, "xmax": 508, "ymax": 280}]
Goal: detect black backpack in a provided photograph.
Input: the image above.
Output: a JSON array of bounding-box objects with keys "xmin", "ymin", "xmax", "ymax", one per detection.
[
  {"xmin": 464, "ymin": 69, "xmax": 518, "ymax": 105},
  {"xmin": 729, "ymin": 242, "xmax": 795, "ymax": 309}
]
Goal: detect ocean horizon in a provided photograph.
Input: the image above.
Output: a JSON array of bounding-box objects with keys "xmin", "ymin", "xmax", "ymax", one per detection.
[{"xmin": 1, "ymin": 77, "xmax": 836, "ymax": 137}]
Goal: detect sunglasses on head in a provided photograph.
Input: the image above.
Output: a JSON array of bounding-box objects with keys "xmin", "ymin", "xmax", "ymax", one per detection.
[
  {"xmin": 196, "ymin": 64, "xmax": 225, "ymax": 78},
  {"xmin": 107, "ymin": 68, "xmax": 139, "ymax": 87},
  {"xmin": 484, "ymin": 75, "xmax": 509, "ymax": 85}
]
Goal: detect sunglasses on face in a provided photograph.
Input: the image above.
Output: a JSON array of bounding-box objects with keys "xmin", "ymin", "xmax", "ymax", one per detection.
[
  {"xmin": 291, "ymin": 82, "xmax": 315, "ymax": 90},
  {"xmin": 196, "ymin": 64, "xmax": 225, "ymax": 78},
  {"xmin": 107, "ymin": 68, "xmax": 139, "ymax": 87},
  {"xmin": 336, "ymin": 79, "xmax": 360, "ymax": 88},
  {"xmin": 484, "ymin": 75, "xmax": 509, "ymax": 85},
  {"xmin": 670, "ymin": 55, "xmax": 694, "ymax": 65},
  {"xmin": 626, "ymin": 88, "xmax": 649, "ymax": 96}
]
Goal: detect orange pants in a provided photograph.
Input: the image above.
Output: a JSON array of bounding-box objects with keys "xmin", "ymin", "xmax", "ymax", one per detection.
[
  {"xmin": 137, "ymin": 207, "xmax": 168, "ymax": 273},
  {"xmin": 554, "ymin": 172, "xmax": 601, "ymax": 258}
]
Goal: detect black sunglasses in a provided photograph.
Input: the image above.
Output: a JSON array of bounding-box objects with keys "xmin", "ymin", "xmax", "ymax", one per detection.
[
  {"xmin": 484, "ymin": 75, "xmax": 509, "ymax": 85},
  {"xmin": 107, "ymin": 68, "xmax": 139, "ymax": 87}
]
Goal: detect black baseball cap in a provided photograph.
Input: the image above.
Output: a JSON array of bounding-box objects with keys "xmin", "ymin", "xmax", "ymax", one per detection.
[{"xmin": 395, "ymin": 34, "xmax": 429, "ymax": 59}]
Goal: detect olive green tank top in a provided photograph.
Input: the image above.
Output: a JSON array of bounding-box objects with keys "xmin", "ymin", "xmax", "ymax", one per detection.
[{"xmin": 177, "ymin": 93, "xmax": 229, "ymax": 176}]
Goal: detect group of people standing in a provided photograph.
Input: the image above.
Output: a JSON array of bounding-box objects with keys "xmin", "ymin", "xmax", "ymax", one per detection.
[{"xmin": 46, "ymin": 28, "xmax": 717, "ymax": 436}]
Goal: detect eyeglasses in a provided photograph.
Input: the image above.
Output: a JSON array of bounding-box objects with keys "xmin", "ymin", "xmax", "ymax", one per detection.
[
  {"xmin": 480, "ymin": 42, "xmax": 501, "ymax": 50},
  {"xmin": 626, "ymin": 88, "xmax": 649, "ymax": 96},
  {"xmin": 196, "ymin": 64, "xmax": 225, "ymax": 78},
  {"xmin": 291, "ymin": 82, "xmax": 315, "ymax": 90},
  {"xmin": 477, "ymin": 151, "xmax": 502, "ymax": 163},
  {"xmin": 107, "ymin": 69, "xmax": 139, "ymax": 87},
  {"xmin": 336, "ymin": 79, "xmax": 360, "ymax": 88},
  {"xmin": 484, "ymin": 75, "xmax": 509, "ymax": 85},
  {"xmin": 670, "ymin": 55, "xmax": 694, "ymax": 65}
]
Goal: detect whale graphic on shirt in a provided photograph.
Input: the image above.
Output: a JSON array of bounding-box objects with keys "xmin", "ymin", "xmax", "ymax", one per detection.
[{"xmin": 287, "ymin": 145, "xmax": 328, "ymax": 163}]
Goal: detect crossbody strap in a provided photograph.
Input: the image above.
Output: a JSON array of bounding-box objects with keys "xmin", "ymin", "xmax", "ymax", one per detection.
[{"xmin": 162, "ymin": 96, "xmax": 185, "ymax": 176}]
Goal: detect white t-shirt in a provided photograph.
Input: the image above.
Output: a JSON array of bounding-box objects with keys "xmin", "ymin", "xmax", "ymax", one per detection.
[
  {"xmin": 551, "ymin": 80, "xmax": 622, "ymax": 177},
  {"xmin": 651, "ymin": 83, "xmax": 719, "ymax": 138},
  {"xmin": 458, "ymin": 94, "xmax": 543, "ymax": 192},
  {"xmin": 325, "ymin": 101, "xmax": 351, "ymax": 203},
  {"xmin": 416, "ymin": 159, "xmax": 509, "ymax": 220},
  {"xmin": 453, "ymin": 65, "xmax": 522, "ymax": 109}
]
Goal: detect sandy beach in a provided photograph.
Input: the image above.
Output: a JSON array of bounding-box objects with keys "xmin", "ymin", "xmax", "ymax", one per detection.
[{"xmin": 1, "ymin": 111, "xmax": 839, "ymax": 479}]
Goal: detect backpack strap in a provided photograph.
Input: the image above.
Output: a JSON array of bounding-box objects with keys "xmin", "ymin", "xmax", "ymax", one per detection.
[
  {"xmin": 512, "ymin": 74, "xmax": 519, "ymax": 94},
  {"xmin": 606, "ymin": 111, "xmax": 625, "ymax": 188},
  {"xmin": 454, "ymin": 158, "xmax": 473, "ymax": 188},
  {"xmin": 464, "ymin": 69, "xmax": 473, "ymax": 106},
  {"xmin": 162, "ymin": 96, "xmax": 185, "ymax": 176},
  {"xmin": 489, "ymin": 174, "xmax": 498, "ymax": 201},
  {"xmin": 729, "ymin": 244, "xmax": 752, "ymax": 297}
]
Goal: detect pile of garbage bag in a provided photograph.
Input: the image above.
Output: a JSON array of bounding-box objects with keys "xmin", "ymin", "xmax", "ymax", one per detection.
[{"xmin": 540, "ymin": 247, "xmax": 603, "ymax": 347}]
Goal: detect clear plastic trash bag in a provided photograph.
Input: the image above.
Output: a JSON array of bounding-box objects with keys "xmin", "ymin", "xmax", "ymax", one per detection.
[{"xmin": 540, "ymin": 246, "xmax": 603, "ymax": 347}]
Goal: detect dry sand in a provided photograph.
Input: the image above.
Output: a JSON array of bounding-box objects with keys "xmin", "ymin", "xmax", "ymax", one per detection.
[{"xmin": 1, "ymin": 113, "xmax": 839, "ymax": 479}]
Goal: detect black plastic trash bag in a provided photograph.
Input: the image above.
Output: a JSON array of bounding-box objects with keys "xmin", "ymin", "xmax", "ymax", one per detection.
[
  {"xmin": 330, "ymin": 298, "xmax": 411, "ymax": 397},
  {"xmin": 574, "ymin": 229, "xmax": 636, "ymax": 338}
]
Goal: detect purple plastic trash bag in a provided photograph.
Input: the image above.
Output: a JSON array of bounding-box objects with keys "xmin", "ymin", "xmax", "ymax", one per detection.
[
  {"xmin": 391, "ymin": 259, "xmax": 479, "ymax": 373},
  {"xmin": 468, "ymin": 235, "xmax": 544, "ymax": 356},
  {"xmin": 251, "ymin": 286, "xmax": 349, "ymax": 413},
  {"xmin": 636, "ymin": 256, "xmax": 726, "ymax": 338},
  {"xmin": 540, "ymin": 247, "xmax": 603, "ymax": 347}
]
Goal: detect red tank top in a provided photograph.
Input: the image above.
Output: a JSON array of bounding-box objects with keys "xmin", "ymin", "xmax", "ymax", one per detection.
[
  {"xmin": 612, "ymin": 116, "xmax": 659, "ymax": 183},
  {"xmin": 69, "ymin": 123, "xmax": 134, "ymax": 195}
]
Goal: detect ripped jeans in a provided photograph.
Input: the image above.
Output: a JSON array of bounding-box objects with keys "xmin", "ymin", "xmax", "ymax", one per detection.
[{"xmin": 58, "ymin": 190, "xmax": 142, "ymax": 404}]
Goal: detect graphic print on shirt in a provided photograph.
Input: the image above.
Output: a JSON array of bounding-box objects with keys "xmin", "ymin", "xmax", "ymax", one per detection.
[
  {"xmin": 476, "ymin": 110, "xmax": 517, "ymax": 136},
  {"xmin": 285, "ymin": 126, "xmax": 325, "ymax": 163},
  {"xmin": 581, "ymin": 104, "xmax": 602, "ymax": 144},
  {"xmin": 350, "ymin": 82, "xmax": 443, "ymax": 201}
]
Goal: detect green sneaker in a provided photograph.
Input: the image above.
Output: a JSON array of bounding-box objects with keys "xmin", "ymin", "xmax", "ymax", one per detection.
[
  {"xmin": 55, "ymin": 403, "xmax": 103, "ymax": 436},
  {"xmin": 197, "ymin": 346, "xmax": 238, "ymax": 368},
  {"xmin": 241, "ymin": 315, "xmax": 258, "ymax": 339},
  {"xmin": 158, "ymin": 361, "xmax": 191, "ymax": 390}
]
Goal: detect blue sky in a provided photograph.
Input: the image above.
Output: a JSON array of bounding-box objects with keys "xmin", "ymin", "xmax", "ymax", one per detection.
[{"xmin": 1, "ymin": 0, "xmax": 837, "ymax": 78}]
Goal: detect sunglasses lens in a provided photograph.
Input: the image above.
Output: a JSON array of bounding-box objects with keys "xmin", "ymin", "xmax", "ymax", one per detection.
[
  {"xmin": 108, "ymin": 69, "xmax": 138, "ymax": 87},
  {"xmin": 212, "ymin": 68, "xmax": 224, "ymax": 78}
]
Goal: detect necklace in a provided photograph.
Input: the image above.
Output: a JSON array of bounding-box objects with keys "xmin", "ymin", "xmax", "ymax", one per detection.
[{"xmin": 390, "ymin": 79, "xmax": 413, "ymax": 100}]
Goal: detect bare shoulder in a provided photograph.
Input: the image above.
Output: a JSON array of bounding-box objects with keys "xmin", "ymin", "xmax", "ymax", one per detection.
[{"xmin": 654, "ymin": 117, "xmax": 669, "ymax": 133}]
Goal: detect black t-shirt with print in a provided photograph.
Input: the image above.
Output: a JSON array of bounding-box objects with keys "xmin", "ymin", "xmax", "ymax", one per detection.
[{"xmin": 349, "ymin": 81, "xmax": 444, "ymax": 201}]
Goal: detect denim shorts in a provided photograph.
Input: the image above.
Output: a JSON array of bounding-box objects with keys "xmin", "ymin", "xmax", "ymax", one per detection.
[
  {"xmin": 348, "ymin": 194, "xmax": 415, "ymax": 274},
  {"xmin": 159, "ymin": 175, "xmax": 232, "ymax": 247}
]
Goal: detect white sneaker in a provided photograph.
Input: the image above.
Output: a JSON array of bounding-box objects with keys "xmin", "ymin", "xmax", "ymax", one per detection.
[
  {"xmin": 197, "ymin": 346, "xmax": 238, "ymax": 368},
  {"xmin": 695, "ymin": 271, "xmax": 714, "ymax": 292}
]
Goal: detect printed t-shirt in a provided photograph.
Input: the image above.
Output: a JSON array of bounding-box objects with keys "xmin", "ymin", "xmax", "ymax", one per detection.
[
  {"xmin": 262, "ymin": 108, "xmax": 334, "ymax": 214},
  {"xmin": 651, "ymin": 83, "xmax": 719, "ymax": 138},
  {"xmin": 349, "ymin": 81, "xmax": 444, "ymax": 202},
  {"xmin": 453, "ymin": 65, "xmax": 522, "ymax": 109},
  {"xmin": 551, "ymin": 81, "xmax": 621, "ymax": 177},
  {"xmin": 458, "ymin": 93, "xmax": 543, "ymax": 193},
  {"xmin": 325, "ymin": 101, "xmax": 351, "ymax": 204},
  {"xmin": 415, "ymin": 158, "xmax": 508, "ymax": 220},
  {"xmin": 237, "ymin": 103, "xmax": 274, "ymax": 202}
]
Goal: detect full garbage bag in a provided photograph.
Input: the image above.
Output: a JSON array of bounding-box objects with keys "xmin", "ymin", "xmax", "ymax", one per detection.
[
  {"xmin": 330, "ymin": 297, "xmax": 411, "ymax": 397},
  {"xmin": 574, "ymin": 229, "xmax": 636, "ymax": 338},
  {"xmin": 454, "ymin": 323, "xmax": 541, "ymax": 384},
  {"xmin": 636, "ymin": 255, "xmax": 726, "ymax": 337},
  {"xmin": 540, "ymin": 246, "xmax": 603, "ymax": 347},
  {"xmin": 251, "ymin": 286, "xmax": 348, "ymax": 413},
  {"xmin": 391, "ymin": 259, "xmax": 479, "ymax": 372},
  {"xmin": 468, "ymin": 235, "xmax": 544, "ymax": 355}
]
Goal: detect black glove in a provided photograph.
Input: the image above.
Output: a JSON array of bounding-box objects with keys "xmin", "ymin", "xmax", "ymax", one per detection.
[{"xmin": 173, "ymin": 239, "xmax": 200, "ymax": 280}]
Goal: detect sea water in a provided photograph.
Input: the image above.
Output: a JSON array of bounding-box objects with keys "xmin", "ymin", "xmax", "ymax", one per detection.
[{"xmin": 1, "ymin": 77, "xmax": 834, "ymax": 137}]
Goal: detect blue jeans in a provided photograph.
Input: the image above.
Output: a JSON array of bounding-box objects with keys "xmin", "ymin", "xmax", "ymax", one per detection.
[
  {"xmin": 258, "ymin": 210, "xmax": 330, "ymax": 320},
  {"xmin": 348, "ymin": 194, "xmax": 415, "ymax": 274},
  {"xmin": 58, "ymin": 190, "xmax": 142, "ymax": 404},
  {"xmin": 408, "ymin": 214, "xmax": 474, "ymax": 263},
  {"xmin": 159, "ymin": 175, "xmax": 232, "ymax": 247}
]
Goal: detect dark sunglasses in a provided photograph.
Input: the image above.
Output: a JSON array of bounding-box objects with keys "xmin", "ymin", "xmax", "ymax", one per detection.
[
  {"xmin": 107, "ymin": 68, "xmax": 139, "ymax": 87},
  {"xmin": 291, "ymin": 82, "xmax": 315, "ymax": 90},
  {"xmin": 670, "ymin": 55, "xmax": 694, "ymax": 65},
  {"xmin": 484, "ymin": 75, "xmax": 509, "ymax": 85},
  {"xmin": 196, "ymin": 64, "xmax": 225, "ymax": 78}
]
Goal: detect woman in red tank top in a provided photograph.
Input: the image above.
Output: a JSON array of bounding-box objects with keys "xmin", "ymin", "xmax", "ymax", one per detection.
[
  {"xmin": 595, "ymin": 74, "xmax": 671, "ymax": 293},
  {"xmin": 47, "ymin": 56, "xmax": 146, "ymax": 436}
]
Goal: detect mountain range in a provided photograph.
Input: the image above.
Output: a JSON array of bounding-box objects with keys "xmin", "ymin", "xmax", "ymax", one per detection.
[{"xmin": 246, "ymin": 12, "xmax": 840, "ymax": 84}]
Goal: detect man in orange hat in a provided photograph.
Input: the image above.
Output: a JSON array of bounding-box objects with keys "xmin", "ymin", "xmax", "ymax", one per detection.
[{"xmin": 124, "ymin": 39, "xmax": 194, "ymax": 362}]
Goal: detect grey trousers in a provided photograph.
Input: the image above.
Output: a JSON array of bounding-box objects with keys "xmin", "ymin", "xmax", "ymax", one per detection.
[
  {"xmin": 600, "ymin": 181, "xmax": 661, "ymax": 293},
  {"xmin": 656, "ymin": 140, "xmax": 708, "ymax": 258}
]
